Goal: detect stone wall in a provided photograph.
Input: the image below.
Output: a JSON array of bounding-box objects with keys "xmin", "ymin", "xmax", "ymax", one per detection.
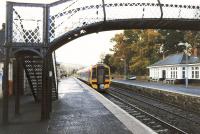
[{"xmin": 111, "ymin": 82, "xmax": 200, "ymax": 114}]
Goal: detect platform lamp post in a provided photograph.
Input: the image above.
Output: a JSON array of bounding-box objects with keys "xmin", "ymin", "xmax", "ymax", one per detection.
[
  {"xmin": 120, "ymin": 58, "xmax": 127, "ymax": 80},
  {"xmin": 178, "ymin": 42, "xmax": 192, "ymax": 88},
  {"xmin": 120, "ymin": 36, "xmax": 129, "ymax": 80}
]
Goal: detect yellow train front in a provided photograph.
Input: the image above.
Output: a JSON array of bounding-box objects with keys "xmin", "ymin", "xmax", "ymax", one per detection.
[{"xmin": 77, "ymin": 63, "xmax": 111, "ymax": 91}]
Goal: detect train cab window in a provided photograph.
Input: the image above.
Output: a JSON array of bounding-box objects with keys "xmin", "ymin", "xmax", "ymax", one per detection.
[{"xmin": 92, "ymin": 68, "xmax": 96, "ymax": 79}]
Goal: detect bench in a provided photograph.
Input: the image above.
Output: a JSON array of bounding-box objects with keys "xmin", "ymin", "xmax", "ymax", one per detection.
[
  {"xmin": 149, "ymin": 78, "xmax": 159, "ymax": 82},
  {"xmin": 165, "ymin": 79, "xmax": 176, "ymax": 84}
]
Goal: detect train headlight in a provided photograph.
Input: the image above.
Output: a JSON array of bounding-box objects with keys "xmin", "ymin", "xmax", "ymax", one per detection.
[{"xmin": 100, "ymin": 84, "xmax": 104, "ymax": 89}]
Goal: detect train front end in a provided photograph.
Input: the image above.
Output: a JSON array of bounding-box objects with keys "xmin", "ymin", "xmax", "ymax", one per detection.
[{"xmin": 90, "ymin": 64, "xmax": 111, "ymax": 91}]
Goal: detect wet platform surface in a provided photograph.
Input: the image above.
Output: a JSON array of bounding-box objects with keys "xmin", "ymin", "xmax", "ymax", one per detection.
[
  {"xmin": 0, "ymin": 77, "xmax": 133, "ymax": 134},
  {"xmin": 113, "ymin": 80, "xmax": 200, "ymax": 96},
  {"xmin": 48, "ymin": 77, "xmax": 132, "ymax": 134}
]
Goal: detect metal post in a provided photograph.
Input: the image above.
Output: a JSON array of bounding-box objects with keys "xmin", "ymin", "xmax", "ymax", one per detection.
[
  {"xmin": 15, "ymin": 59, "xmax": 19, "ymax": 115},
  {"xmin": 185, "ymin": 47, "xmax": 188, "ymax": 88},
  {"xmin": 41, "ymin": 4, "xmax": 50, "ymax": 120},
  {"xmin": 41, "ymin": 57, "xmax": 50, "ymax": 120},
  {"xmin": 178, "ymin": 42, "xmax": 191, "ymax": 88},
  {"xmin": 15, "ymin": 57, "xmax": 22, "ymax": 115},
  {"xmin": 53, "ymin": 51, "xmax": 58, "ymax": 97},
  {"xmin": 14, "ymin": 59, "xmax": 19, "ymax": 115},
  {"xmin": 2, "ymin": 1, "xmax": 13, "ymax": 124},
  {"xmin": 2, "ymin": 47, "xmax": 9, "ymax": 124},
  {"xmin": 102, "ymin": 0, "xmax": 106, "ymax": 22},
  {"xmin": 124, "ymin": 60, "xmax": 127, "ymax": 80},
  {"xmin": 20, "ymin": 63, "xmax": 24, "ymax": 95},
  {"xmin": 48, "ymin": 56, "xmax": 52, "ymax": 113}
]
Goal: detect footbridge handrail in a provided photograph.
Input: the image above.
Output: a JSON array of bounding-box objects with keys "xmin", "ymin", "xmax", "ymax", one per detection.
[{"xmin": 5, "ymin": 0, "xmax": 200, "ymax": 50}]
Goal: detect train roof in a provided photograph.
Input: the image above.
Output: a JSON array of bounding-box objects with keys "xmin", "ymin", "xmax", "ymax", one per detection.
[
  {"xmin": 92, "ymin": 63, "xmax": 109, "ymax": 68},
  {"xmin": 77, "ymin": 63, "xmax": 110, "ymax": 73}
]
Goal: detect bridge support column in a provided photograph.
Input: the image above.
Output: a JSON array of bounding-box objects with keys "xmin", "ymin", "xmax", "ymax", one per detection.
[
  {"xmin": 41, "ymin": 57, "xmax": 51, "ymax": 120},
  {"xmin": 41, "ymin": 5, "xmax": 52, "ymax": 120},
  {"xmin": 2, "ymin": 47, "xmax": 10, "ymax": 124},
  {"xmin": 48, "ymin": 60, "xmax": 52, "ymax": 113},
  {"xmin": 14, "ymin": 57, "xmax": 23, "ymax": 115}
]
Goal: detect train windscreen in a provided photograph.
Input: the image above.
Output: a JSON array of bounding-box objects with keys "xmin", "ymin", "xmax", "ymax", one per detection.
[{"xmin": 97, "ymin": 68, "xmax": 104, "ymax": 84}]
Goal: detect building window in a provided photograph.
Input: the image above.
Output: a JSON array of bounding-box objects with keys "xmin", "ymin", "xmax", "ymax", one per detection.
[
  {"xmin": 191, "ymin": 66, "xmax": 200, "ymax": 79},
  {"xmin": 195, "ymin": 71, "xmax": 199, "ymax": 78},
  {"xmin": 192, "ymin": 71, "xmax": 194, "ymax": 78},
  {"xmin": 182, "ymin": 67, "xmax": 185, "ymax": 79},
  {"xmin": 182, "ymin": 71, "xmax": 185, "ymax": 78},
  {"xmin": 171, "ymin": 71, "xmax": 173, "ymax": 78},
  {"xmin": 173, "ymin": 71, "xmax": 175, "ymax": 78},
  {"xmin": 170, "ymin": 67, "xmax": 177, "ymax": 79}
]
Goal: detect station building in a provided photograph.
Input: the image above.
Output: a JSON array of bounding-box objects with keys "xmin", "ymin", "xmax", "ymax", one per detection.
[{"xmin": 148, "ymin": 48, "xmax": 200, "ymax": 84}]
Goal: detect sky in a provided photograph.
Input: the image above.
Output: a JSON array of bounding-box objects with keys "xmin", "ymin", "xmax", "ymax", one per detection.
[
  {"xmin": 0, "ymin": 0, "xmax": 121, "ymax": 66},
  {"xmin": 55, "ymin": 31, "xmax": 120, "ymax": 66}
]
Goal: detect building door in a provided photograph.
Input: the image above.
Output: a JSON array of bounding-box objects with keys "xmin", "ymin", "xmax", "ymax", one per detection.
[{"xmin": 162, "ymin": 70, "xmax": 166, "ymax": 79}]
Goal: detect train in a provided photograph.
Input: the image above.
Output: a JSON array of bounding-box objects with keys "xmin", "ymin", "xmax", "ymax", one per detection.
[{"xmin": 76, "ymin": 63, "xmax": 111, "ymax": 91}]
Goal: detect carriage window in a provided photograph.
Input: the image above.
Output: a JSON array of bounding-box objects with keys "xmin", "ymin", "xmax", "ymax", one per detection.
[{"xmin": 92, "ymin": 68, "xmax": 96, "ymax": 79}]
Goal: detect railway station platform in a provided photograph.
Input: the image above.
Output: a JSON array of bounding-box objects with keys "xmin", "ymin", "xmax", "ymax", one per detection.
[
  {"xmin": 0, "ymin": 77, "xmax": 155, "ymax": 134},
  {"xmin": 112, "ymin": 79, "xmax": 200, "ymax": 96},
  {"xmin": 112, "ymin": 79, "xmax": 200, "ymax": 114}
]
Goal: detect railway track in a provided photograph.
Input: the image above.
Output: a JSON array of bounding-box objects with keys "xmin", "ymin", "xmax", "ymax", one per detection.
[
  {"xmin": 103, "ymin": 86, "xmax": 200, "ymax": 134},
  {"xmin": 109, "ymin": 86, "xmax": 200, "ymax": 126}
]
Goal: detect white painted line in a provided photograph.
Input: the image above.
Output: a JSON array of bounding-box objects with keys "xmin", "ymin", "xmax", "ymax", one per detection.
[{"xmin": 74, "ymin": 77, "xmax": 156, "ymax": 134}]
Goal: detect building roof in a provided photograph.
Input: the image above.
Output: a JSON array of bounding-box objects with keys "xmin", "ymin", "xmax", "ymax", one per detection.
[{"xmin": 150, "ymin": 53, "xmax": 200, "ymax": 67}]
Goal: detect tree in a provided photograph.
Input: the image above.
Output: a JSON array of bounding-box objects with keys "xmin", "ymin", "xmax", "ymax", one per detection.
[
  {"xmin": 184, "ymin": 31, "xmax": 200, "ymax": 47},
  {"xmin": 103, "ymin": 54, "xmax": 116, "ymax": 73},
  {"xmin": 103, "ymin": 29, "xmax": 200, "ymax": 76},
  {"xmin": 128, "ymin": 29, "xmax": 161, "ymax": 75},
  {"xmin": 109, "ymin": 29, "xmax": 161, "ymax": 76},
  {"xmin": 157, "ymin": 30, "xmax": 185, "ymax": 55}
]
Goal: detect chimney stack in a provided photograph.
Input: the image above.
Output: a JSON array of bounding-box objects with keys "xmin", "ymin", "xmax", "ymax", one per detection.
[{"xmin": 192, "ymin": 46, "xmax": 200, "ymax": 57}]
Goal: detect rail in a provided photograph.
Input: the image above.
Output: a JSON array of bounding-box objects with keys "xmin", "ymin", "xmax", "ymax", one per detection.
[{"xmin": 103, "ymin": 86, "xmax": 199, "ymax": 133}]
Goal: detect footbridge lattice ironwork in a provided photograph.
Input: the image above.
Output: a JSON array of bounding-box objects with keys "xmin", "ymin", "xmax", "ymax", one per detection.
[{"xmin": 2, "ymin": 0, "xmax": 200, "ymax": 124}]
